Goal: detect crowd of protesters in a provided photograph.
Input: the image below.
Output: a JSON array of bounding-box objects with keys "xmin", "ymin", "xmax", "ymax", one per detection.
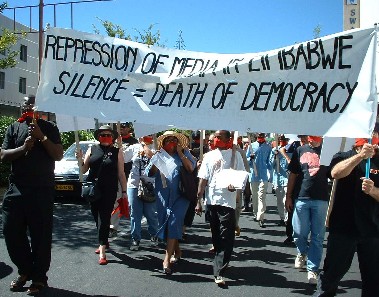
[{"xmin": 1, "ymin": 100, "xmax": 379, "ymax": 296}]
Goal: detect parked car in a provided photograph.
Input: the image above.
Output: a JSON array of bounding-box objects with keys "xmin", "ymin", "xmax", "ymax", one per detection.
[{"xmin": 54, "ymin": 140, "xmax": 98, "ymax": 198}]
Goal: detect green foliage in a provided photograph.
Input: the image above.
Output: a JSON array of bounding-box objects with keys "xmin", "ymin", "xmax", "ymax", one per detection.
[
  {"xmin": 0, "ymin": 2, "xmax": 21, "ymax": 69},
  {"xmin": 0, "ymin": 115, "xmax": 16, "ymax": 185},
  {"xmin": 93, "ymin": 19, "xmax": 164, "ymax": 46},
  {"xmin": 313, "ymin": 24, "xmax": 322, "ymax": 39},
  {"xmin": 60, "ymin": 130, "xmax": 95, "ymax": 150}
]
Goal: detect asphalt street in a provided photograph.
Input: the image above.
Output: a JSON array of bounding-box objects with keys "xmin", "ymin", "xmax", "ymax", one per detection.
[{"xmin": 0, "ymin": 193, "xmax": 361, "ymax": 297}]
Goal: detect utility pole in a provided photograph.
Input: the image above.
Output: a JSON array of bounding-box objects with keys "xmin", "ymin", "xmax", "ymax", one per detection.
[{"xmin": 39, "ymin": 0, "xmax": 44, "ymax": 78}]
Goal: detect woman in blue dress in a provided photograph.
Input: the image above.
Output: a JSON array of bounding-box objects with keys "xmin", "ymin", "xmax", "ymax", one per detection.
[{"xmin": 147, "ymin": 131, "xmax": 196, "ymax": 274}]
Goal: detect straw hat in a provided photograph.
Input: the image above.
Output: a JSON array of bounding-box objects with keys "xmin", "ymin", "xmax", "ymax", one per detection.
[
  {"xmin": 157, "ymin": 131, "xmax": 189, "ymax": 149},
  {"xmin": 94, "ymin": 125, "xmax": 119, "ymax": 141}
]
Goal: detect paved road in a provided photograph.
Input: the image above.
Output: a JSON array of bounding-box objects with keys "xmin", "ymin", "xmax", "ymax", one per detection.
[{"xmin": 0, "ymin": 194, "xmax": 361, "ymax": 297}]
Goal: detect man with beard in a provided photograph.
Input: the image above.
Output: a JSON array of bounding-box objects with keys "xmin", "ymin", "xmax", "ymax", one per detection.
[{"xmin": 314, "ymin": 135, "xmax": 379, "ymax": 297}]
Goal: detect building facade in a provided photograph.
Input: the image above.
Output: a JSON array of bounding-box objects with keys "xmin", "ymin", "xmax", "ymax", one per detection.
[{"xmin": 0, "ymin": 14, "xmax": 39, "ymax": 118}]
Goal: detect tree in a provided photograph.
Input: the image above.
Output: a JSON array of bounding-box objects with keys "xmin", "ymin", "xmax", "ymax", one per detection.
[
  {"xmin": 0, "ymin": 2, "xmax": 20, "ymax": 69},
  {"xmin": 313, "ymin": 24, "xmax": 322, "ymax": 39},
  {"xmin": 93, "ymin": 19, "xmax": 164, "ymax": 46},
  {"xmin": 175, "ymin": 30, "xmax": 186, "ymax": 50}
]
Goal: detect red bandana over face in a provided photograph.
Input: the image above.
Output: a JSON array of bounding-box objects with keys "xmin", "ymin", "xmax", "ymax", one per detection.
[
  {"xmin": 99, "ymin": 135, "xmax": 113, "ymax": 145},
  {"xmin": 17, "ymin": 111, "xmax": 38, "ymax": 123},
  {"xmin": 143, "ymin": 136, "xmax": 153, "ymax": 145},
  {"xmin": 214, "ymin": 138, "xmax": 233, "ymax": 149},
  {"xmin": 163, "ymin": 142, "xmax": 177, "ymax": 151}
]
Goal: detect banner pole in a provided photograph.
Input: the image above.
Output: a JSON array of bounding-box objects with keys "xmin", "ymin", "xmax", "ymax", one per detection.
[
  {"xmin": 74, "ymin": 116, "xmax": 83, "ymax": 182},
  {"xmin": 199, "ymin": 130, "xmax": 204, "ymax": 160},
  {"xmin": 325, "ymin": 137, "xmax": 346, "ymax": 227}
]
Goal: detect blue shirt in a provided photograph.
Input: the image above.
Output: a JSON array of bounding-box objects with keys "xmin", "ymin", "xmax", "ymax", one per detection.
[{"xmin": 246, "ymin": 141, "xmax": 272, "ymax": 182}]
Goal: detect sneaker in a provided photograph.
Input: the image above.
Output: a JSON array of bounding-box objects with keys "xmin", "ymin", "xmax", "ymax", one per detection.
[
  {"xmin": 307, "ymin": 271, "xmax": 318, "ymax": 285},
  {"xmin": 277, "ymin": 219, "xmax": 286, "ymax": 226},
  {"xmin": 295, "ymin": 253, "xmax": 307, "ymax": 269},
  {"xmin": 214, "ymin": 276, "xmax": 225, "ymax": 285},
  {"xmin": 150, "ymin": 236, "xmax": 159, "ymax": 246},
  {"xmin": 130, "ymin": 240, "xmax": 140, "ymax": 251},
  {"xmin": 108, "ymin": 228, "xmax": 118, "ymax": 238}
]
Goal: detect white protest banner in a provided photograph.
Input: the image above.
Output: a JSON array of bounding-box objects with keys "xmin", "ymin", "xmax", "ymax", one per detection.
[{"xmin": 36, "ymin": 27, "xmax": 378, "ymax": 137}]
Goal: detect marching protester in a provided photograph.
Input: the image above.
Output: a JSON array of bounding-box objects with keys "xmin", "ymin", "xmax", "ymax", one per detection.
[
  {"xmin": 123, "ymin": 135, "xmax": 158, "ymax": 251},
  {"xmin": 269, "ymin": 134, "xmax": 289, "ymax": 227},
  {"xmin": 283, "ymin": 135, "xmax": 308, "ymax": 245},
  {"xmin": 146, "ymin": 131, "xmax": 196, "ymax": 275},
  {"xmin": 315, "ymin": 135, "xmax": 379, "ymax": 297},
  {"xmin": 1, "ymin": 95, "xmax": 63, "ymax": 294},
  {"xmin": 109, "ymin": 122, "xmax": 138, "ymax": 238},
  {"xmin": 230, "ymin": 132, "xmax": 250, "ymax": 236},
  {"xmin": 246, "ymin": 133, "xmax": 272, "ymax": 228},
  {"xmin": 285, "ymin": 136, "xmax": 329, "ymax": 285},
  {"xmin": 196, "ymin": 130, "xmax": 247, "ymax": 285},
  {"xmin": 79, "ymin": 125, "xmax": 127, "ymax": 265}
]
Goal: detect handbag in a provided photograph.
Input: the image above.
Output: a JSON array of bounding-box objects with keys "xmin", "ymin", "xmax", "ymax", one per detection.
[
  {"xmin": 81, "ymin": 181, "xmax": 100, "ymax": 202},
  {"xmin": 179, "ymin": 165, "xmax": 198, "ymax": 203},
  {"xmin": 81, "ymin": 148, "xmax": 107, "ymax": 202},
  {"xmin": 137, "ymin": 159, "xmax": 156, "ymax": 203}
]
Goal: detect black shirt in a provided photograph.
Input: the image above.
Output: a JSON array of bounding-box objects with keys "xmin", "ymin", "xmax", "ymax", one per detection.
[
  {"xmin": 2, "ymin": 119, "xmax": 62, "ymax": 187},
  {"xmin": 88, "ymin": 144, "xmax": 119, "ymax": 191},
  {"xmin": 328, "ymin": 150, "xmax": 379, "ymax": 237},
  {"xmin": 288, "ymin": 144, "xmax": 329, "ymax": 200}
]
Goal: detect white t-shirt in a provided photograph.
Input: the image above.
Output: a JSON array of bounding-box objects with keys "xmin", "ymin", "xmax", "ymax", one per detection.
[
  {"xmin": 198, "ymin": 148, "xmax": 245, "ymax": 209},
  {"xmin": 124, "ymin": 143, "xmax": 155, "ymax": 188}
]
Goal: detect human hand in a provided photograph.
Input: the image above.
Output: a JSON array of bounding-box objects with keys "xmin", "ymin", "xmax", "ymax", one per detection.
[
  {"xmin": 359, "ymin": 143, "xmax": 375, "ymax": 159},
  {"xmin": 361, "ymin": 177, "xmax": 374, "ymax": 195},
  {"xmin": 76, "ymin": 149, "xmax": 83, "ymax": 160},
  {"xmin": 28, "ymin": 119, "xmax": 44, "ymax": 140},
  {"xmin": 23, "ymin": 136, "xmax": 35, "ymax": 151},
  {"xmin": 285, "ymin": 196, "xmax": 293, "ymax": 212},
  {"xmin": 195, "ymin": 200, "xmax": 202, "ymax": 215},
  {"xmin": 227, "ymin": 184, "xmax": 236, "ymax": 192}
]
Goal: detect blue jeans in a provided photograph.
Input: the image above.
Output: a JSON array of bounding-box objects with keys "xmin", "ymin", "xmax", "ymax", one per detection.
[
  {"xmin": 292, "ymin": 199, "xmax": 328, "ymax": 272},
  {"xmin": 128, "ymin": 187, "xmax": 158, "ymax": 241}
]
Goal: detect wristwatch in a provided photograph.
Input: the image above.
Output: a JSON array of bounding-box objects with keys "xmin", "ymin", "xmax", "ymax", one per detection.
[{"xmin": 41, "ymin": 135, "xmax": 48, "ymax": 142}]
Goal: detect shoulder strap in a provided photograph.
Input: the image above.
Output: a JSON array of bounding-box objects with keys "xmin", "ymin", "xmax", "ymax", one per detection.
[{"xmin": 231, "ymin": 145, "xmax": 237, "ymax": 170}]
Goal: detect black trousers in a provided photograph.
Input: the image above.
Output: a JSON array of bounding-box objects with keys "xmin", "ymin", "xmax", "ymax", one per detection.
[
  {"xmin": 90, "ymin": 186, "xmax": 117, "ymax": 246},
  {"xmin": 2, "ymin": 183, "xmax": 54, "ymax": 283},
  {"xmin": 208, "ymin": 205, "xmax": 236, "ymax": 277},
  {"xmin": 314, "ymin": 232, "xmax": 379, "ymax": 297}
]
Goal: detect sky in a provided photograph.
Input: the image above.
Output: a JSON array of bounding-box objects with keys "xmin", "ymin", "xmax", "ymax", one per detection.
[{"xmin": 2, "ymin": 0, "xmax": 345, "ymax": 54}]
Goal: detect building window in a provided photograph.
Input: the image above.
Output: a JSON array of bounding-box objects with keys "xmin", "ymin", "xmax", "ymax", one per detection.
[
  {"xmin": 20, "ymin": 44, "xmax": 27, "ymax": 62},
  {"xmin": 0, "ymin": 72, "xmax": 4, "ymax": 89},
  {"xmin": 19, "ymin": 77, "xmax": 26, "ymax": 94}
]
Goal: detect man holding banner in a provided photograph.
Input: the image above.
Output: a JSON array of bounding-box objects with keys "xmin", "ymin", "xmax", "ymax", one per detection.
[{"xmin": 315, "ymin": 137, "xmax": 379, "ymax": 297}]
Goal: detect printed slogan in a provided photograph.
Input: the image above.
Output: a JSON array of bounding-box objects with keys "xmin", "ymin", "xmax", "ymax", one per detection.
[{"xmin": 36, "ymin": 27, "xmax": 378, "ymax": 137}]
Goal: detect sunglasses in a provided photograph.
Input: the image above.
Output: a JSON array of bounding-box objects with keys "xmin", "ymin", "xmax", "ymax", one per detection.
[{"xmin": 99, "ymin": 134, "xmax": 113, "ymax": 137}]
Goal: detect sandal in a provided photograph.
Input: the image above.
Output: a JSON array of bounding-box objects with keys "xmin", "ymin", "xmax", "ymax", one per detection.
[
  {"xmin": 170, "ymin": 255, "xmax": 182, "ymax": 264},
  {"xmin": 98, "ymin": 256, "xmax": 108, "ymax": 265},
  {"xmin": 10, "ymin": 274, "xmax": 28, "ymax": 291},
  {"xmin": 163, "ymin": 265, "xmax": 172, "ymax": 275},
  {"xmin": 26, "ymin": 282, "xmax": 47, "ymax": 295}
]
